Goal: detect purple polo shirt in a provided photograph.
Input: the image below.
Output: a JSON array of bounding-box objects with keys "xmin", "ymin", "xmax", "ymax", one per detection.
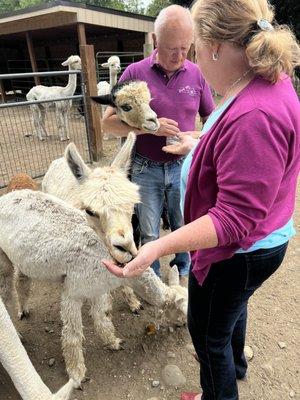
[{"xmin": 119, "ymin": 51, "xmax": 214, "ymax": 162}]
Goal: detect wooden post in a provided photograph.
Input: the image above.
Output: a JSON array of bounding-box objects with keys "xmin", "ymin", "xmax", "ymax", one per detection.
[
  {"xmin": 80, "ymin": 44, "xmax": 103, "ymax": 161},
  {"xmin": 77, "ymin": 23, "xmax": 87, "ymax": 46},
  {"xmin": 25, "ymin": 31, "xmax": 41, "ymax": 85},
  {"xmin": 187, "ymin": 43, "xmax": 196, "ymax": 63},
  {"xmin": 143, "ymin": 32, "xmax": 154, "ymax": 58},
  {"xmin": 0, "ymin": 80, "xmax": 7, "ymax": 103}
]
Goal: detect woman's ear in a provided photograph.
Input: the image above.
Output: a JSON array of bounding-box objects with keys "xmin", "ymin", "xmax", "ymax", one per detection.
[{"xmin": 210, "ymin": 41, "xmax": 221, "ymax": 57}]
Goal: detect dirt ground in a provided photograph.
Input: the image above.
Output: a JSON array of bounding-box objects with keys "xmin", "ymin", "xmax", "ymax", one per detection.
[{"xmin": 0, "ymin": 136, "xmax": 299, "ymax": 400}]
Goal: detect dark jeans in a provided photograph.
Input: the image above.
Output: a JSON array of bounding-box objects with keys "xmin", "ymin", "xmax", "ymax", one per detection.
[{"xmin": 188, "ymin": 242, "xmax": 288, "ymax": 400}]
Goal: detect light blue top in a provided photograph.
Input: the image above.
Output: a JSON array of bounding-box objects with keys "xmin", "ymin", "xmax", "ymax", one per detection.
[{"xmin": 180, "ymin": 96, "xmax": 294, "ymax": 252}]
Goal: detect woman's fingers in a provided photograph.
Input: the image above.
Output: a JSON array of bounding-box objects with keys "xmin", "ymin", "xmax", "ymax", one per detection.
[{"xmin": 101, "ymin": 259, "xmax": 125, "ymax": 278}]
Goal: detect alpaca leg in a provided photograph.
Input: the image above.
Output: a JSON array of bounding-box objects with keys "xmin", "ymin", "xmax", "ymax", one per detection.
[
  {"xmin": 56, "ymin": 104, "xmax": 69, "ymax": 141},
  {"xmin": 60, "ymin": 290, "xmax": 86, "ymax": 387},
  {"xmin": 14, "ymin": 268, "xmax": 32, "ymax": 319},
  {"xmin": 31, "ymin": 105, "xmax": 47, "ymax": 141},
  {"xmin": 121, "ymin": 286, "xmax": 142, "ymax": 314},
  {"xmin": 0, "ymin": 249, "xmax": 14, "ymax": 311},
  {"xmin": 90, "ymin": 293, "xmax": 124, "ymax": 350},
  {"xmin": 40, "ymin": 106, "xmax": 48, "ymax": 138}
]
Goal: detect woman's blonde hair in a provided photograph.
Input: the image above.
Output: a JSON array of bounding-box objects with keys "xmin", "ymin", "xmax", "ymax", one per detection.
[{"xmin": 192, "ymin": 0, "xmax": 300, "ymax": 83}]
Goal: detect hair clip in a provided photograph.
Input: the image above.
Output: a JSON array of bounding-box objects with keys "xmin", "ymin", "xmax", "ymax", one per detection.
[{"xmin": 257, "ymin": 19, "xmax": 274, "ymax": 32}]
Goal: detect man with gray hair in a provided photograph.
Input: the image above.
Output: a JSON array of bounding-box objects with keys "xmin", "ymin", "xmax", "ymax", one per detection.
[{"xmin": 102, "ymin": 5, "xmax": 214, "ymax": 279}]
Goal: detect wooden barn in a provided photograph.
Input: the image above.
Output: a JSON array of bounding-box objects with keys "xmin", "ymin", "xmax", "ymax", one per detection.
[{"xmin": 0, "ymin": 0, "xmax": 155, "ymax": 96}]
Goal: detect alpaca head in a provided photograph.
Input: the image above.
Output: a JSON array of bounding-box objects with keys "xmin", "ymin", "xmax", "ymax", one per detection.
[
  {"xmin": 92, "ymin": 80, "xmax": 160, "ymax": 133},
  {"xmin": 62, "ymin": 55, "xmax": 82, "ymax": 70},
  {"xmin": 164, "ymin": 265, "xmax": 188, "ymax": 326},
  {"xmin": 64, "ymin": 132, "xmax": 140, "ymax": 264},
  {"xmin": 101, "ymin": 55, "xmax": 121, "ymax": 75}
]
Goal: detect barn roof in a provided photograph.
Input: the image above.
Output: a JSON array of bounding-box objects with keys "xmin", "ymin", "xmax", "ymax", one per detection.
[{"xmin": 0, "ymin": 0, "xmax": 155, "ymax": 36}]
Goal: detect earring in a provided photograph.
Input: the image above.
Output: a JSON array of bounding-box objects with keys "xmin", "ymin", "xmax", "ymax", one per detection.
[{"xmin": 212, "ymin": 53, "xmax": 218, "ymax": 61}]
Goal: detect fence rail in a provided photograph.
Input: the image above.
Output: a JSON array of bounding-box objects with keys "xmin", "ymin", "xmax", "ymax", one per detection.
[{"xmin": 0, "ymin": 69, "xmax": 91, "ymax": 188}]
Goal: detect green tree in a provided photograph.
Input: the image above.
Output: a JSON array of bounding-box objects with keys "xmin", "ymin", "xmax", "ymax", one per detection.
[
  {"xmin": 0, "ymin": 0, "xmax": 127, "ymax": 13},
  {"xmin": 146, "ymin": 0, "xmax": 171, "ymax": 17}
]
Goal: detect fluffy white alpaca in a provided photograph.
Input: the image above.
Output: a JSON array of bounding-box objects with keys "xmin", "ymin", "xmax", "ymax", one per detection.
[
  {"xmin": 0, "ymin": 296, "xmax": 75, "ymax": 400},
  {"xmin": 97, "ymin": 56, "xmax": 121, "ymax": 140},
  {"xmin": 42, "ymin": 134, "xmax": 141, "ymax": 318},
  {"xmin": 0, "ymin": 189, "xmax": 187, "ymax": 388},
  {"xmin": 93, "ymin": 79, "xmax": 160, "ymax": 134},
  {"xmin": 26, "ymin": 55, "xmax": 81, "ymax": 141},
  {"xmin": 42, "ymin": 132, "xmax": 140, "ymax": 267}
]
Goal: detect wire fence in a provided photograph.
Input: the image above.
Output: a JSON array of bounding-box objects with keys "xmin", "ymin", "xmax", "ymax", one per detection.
[{"xmin": 0, "ymin": 70, "xmax": 90, "ymax": 188}]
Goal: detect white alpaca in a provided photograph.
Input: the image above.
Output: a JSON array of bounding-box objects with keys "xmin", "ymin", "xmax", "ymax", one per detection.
[
  {"xmin": 97, "ymin": 55, "xmax": 121, "ymax": 96},
  {"xmin": 42, "ymin": 134, "xmax": 142, "ymax": 318},
  {"xmin": 42, "ymin": 132, "xmax": 140, "ymax": 267},
  {"xmin": 26, "ymin": 55, "xmax": 81, "ymax": 141},
  {"xmin": 0, "ymin": 189, "xmax": 188, "ymax": 388},
  {"xmin": 93, "ymin": 79, "xmax": 160, "ymax": 134},
  {"xmin": 97, "ymin": 56, "xmax": 120, "ymax": 140},
  {"xmin": 0, "ymin": 297, "xmax": 75, "ymax": 400}
]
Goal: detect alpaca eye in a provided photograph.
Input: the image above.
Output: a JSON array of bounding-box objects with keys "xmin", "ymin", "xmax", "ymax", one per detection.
[
  {"xmin": 85, "ymin": 209, "xmax": 98, "ymax": 218},
  {"xmin": 120, "ymin": 104, "xmax": 132, "ymax": 112}
]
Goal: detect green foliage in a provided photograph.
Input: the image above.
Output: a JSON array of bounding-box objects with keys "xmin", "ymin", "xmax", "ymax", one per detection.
[{"xmin": 146, "ymin": 0, "xmax": 172, "ymax": 17}]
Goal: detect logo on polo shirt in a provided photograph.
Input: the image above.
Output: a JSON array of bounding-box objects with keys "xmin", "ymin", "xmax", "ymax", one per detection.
[{"xmin": 178, "ymin": 85, "xmax": 198, "ymax": 97}]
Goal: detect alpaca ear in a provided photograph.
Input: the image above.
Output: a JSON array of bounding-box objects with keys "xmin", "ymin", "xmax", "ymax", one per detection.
[
  {"xmin": 64, "ymin": 143, "xmax": 91, "ymax": 183},
  {"xmin": 111, "ymin": 131, "xmax": 136, "ymax": 173},
  {"xmin": 168, "ymin": 265, "xmax": 180, "ymax": 287},
  {"xmin": 101, "ymin": 62, "xmax": 109, "ymax": 68},
  {"xmin": 91, "ymin": 94, "xmax": 115, "ymax": 107}
]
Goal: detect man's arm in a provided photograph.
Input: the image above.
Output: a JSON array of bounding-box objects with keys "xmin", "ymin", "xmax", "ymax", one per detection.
[{"xmin": 102, "ymin": 106, "xmax": 143, "ymax": 137}]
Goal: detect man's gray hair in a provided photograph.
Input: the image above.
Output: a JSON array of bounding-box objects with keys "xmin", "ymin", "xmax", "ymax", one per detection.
[{"xmin": 154, "ymin": 5, "xmax": 193, "ymax": 39}]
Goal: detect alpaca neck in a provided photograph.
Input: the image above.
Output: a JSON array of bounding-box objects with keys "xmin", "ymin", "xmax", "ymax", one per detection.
[
  {"xmin": 0, "ymin": 298, "xmax": 53, "ymax": 400},
  {"xmin": 63, "ymin": 66, "xmax": 78, "ymax": 96},
  {"xmin": 109, "ymin": 70, "xmax": 118, "ymax": 91}
]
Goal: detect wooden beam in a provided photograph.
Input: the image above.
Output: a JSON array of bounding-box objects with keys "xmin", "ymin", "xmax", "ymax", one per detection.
[
  {"xmin": 77, "ymin": 23, "xmax": 87, "ymax": 46},
  {"xmin": 187, "ymin": 43, "xmax": 195, "ymax": 63},
  {"xmin": 143, "ymin": 32, "xmax": 153, "ymax": 58},
  {"xmin": 80, "ymin": 44, "xmax": 103, "ymax": 161},
  {"xmin": 25, "ymin": 31, "xmax": 40, "ymax": 85},
  {"xmin": 0, "ymin": 80, "xmax": 7, "ymax": 103}
]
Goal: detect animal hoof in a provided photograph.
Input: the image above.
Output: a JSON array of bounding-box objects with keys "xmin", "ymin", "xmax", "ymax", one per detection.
[
  {"xmin": 24, "ymin": 133, "xmax": 33, "ymax": 137},
  {"xmin": 108, "ymin": 339, "xmax": 125, "ymax": 351},
  {"xmin": 60, "ymin": 137, "xmax": 70, "ymax": 142},
  {"xmin": 18, "ymin": 310, "xmax": 30, "ymax": 320}
]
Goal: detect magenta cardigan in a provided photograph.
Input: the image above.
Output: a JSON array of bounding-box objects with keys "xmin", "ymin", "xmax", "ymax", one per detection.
[{"xmin": 184, "ymin": 75, "xmax": 300, "ymax": 285}]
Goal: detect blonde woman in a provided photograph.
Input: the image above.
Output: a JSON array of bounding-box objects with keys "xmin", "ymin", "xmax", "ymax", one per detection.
[{"xmin": 103, "ymin": 0, "xmax": 300, "ymax": 399}]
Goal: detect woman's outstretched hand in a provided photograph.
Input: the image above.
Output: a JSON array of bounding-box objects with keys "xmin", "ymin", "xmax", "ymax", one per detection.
[
  {"xmin": 102, "ymin": 241, "xmax": 161, "ymax": 278},
  {"xmin": 162, "ymin": 132, "xmax": 198, "ymax": 155}
]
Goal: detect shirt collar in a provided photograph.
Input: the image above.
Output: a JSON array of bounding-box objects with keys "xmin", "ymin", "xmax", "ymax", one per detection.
[{"xmin": 150, "ymin": 49, "xmax": 187, "ymax": 72}]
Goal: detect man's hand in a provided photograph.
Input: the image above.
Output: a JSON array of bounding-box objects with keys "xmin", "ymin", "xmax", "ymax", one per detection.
[
  {"xmin": 162, "ymin": 132, "xmax": 198, "ymax": 156},
  {"xmin": 102, "ymin": 241, "xmax": 162, "ymax": 278},
  {"xmin": 154, "ymin": 118, "xmax": 180, "ymax": 137}
]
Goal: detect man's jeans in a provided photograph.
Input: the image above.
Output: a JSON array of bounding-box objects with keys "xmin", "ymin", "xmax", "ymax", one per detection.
[
  {"xmin": 188, "ymin": 242, "xmax": 288, "ymax": 400},
  {"xmin": 131, "ymin": 153, "xmax": 190, "ymax": 277}
]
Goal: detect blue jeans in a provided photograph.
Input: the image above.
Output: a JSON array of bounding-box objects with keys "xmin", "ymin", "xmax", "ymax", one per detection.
[
  {"xmin": 188, "ymin": 242, "xmax": 288, "ymax": 400},
  {"xmin": 131, "ymin": 153, "xmax": 190, "ymax": 277}
]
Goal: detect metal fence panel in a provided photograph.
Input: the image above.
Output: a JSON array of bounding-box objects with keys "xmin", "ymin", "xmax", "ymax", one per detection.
[{"xmin": 0, "ymin": 71, "xmax": 90, "ymax": 188}]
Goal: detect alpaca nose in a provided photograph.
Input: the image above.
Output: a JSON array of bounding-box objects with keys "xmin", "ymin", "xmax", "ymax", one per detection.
[{"xmin": 146, "ymin": 117, "xmax": 158, "ymax": 124}]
